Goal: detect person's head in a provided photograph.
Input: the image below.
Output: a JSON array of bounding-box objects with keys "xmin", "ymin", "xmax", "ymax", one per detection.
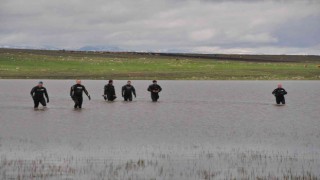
[
  {"xmin": 278, "ymin": 83, "xmax": 282, "ymax": 88},
  {"xmin": 153, "ymin": 80, "xmax": 157, "ymax": 84},
  {"xmin": 76, "ymin": 80, "xmax": 81, "ymax": 85},
  {"xmin": 109, "ymin": 80, "xmax": 113, "ymax": 84},
  {"xmin": 127, "ymin": 80, "xmax": 131, "ymax": 85},
  {"xmin": 38, "ymin": 81, "xmax": 43, "ymax": 87}
]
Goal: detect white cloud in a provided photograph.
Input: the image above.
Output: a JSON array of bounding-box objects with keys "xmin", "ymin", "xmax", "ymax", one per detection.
[
  {"xmin": 192, "ymin": 44, "xmax": 320, "ymax": 55},
  {"xmin": 235, "ymin": 33, "xmax": 278, "ymax": 44},
  {"xmin": 189, "ymin": 29, "xmax": 216, "ymax": 42}
]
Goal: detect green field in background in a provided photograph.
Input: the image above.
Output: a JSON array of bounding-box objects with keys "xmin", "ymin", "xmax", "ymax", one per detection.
[{"xmin": 0, "ymin": 49, "xmax": 319, "ymax": 80}]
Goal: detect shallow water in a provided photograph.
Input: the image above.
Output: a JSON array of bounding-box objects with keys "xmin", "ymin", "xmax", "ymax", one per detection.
[{"xmin": 0, "ymin": 80, "xmax": 319, "ymax": 179}]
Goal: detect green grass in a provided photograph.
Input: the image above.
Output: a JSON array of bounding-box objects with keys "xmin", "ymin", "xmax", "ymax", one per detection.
[{"xmin": 0, "ymin": 49, "xmax": 319, "ymax": 80}]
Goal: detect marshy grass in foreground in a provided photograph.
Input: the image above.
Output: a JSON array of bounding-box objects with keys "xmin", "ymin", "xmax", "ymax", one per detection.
[
  {"xmin": 1, "ymin": 148, "xmax": 319, "ymax": 179},
  {"xmin": 0, "ymin": 48, "xmax": 319, "ymax": 80}
]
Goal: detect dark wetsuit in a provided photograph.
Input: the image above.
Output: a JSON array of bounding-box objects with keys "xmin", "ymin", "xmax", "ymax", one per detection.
[
  {"xmin": 70, "ymin": 84, "xmax": 89, "ymax": 108},
  {"xmin": 104, "ymin": 84, "xmax": 116, "ymax": 101},
  {"xmin": 122, "ymin": 84, "xmax": 136, "ymax": 101},
  {"xmin": 30, "ymin": 86, "xmax": 49, "ymax": 108},
  {"xmin": 272, "ymin": 88, "xmax": 287, "ymax": 104},
  {"xmin": 147, "ymin": 84, "xmax": 162, "ymax": 102}
]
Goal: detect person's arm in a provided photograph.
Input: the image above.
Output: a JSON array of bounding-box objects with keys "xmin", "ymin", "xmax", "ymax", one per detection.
[
  {"xmin": 272, "ymin": 89, "xmax": 276, "ymax": 95},
  {"xmin": 102, "ymin": 85, "xmax": 107, "ymax": 100},
  {"xmin": 83, "ymin": 86, "xmax": 91, "ymax": 100},
  {"xmin": 112, "ymin": 86, "xmax": 116, "ymax": 96},
  {"xmin": 158, "ymin": 85, "xmax": 162, "ymax": 92},
  {"xmin": 283, "ymin": 89, "xmax": 287, "ymax": 95},
  {"xmin": 104, "ymin": 85, "xmax": 108, "ymax": 95},
  {"xmin": 122, "ymin": 86, "xmax": 125, "ymax": 97},
  {"xmin": 44, "ymin": 88, "xmax": 49, "ymax": 103},
  {"xmin": 30, "ymin": 87, "xmax": 35, "ymax": 97},
  {"xmin": 147, "ymin": 85, "xmax": 151, "ymax": 92},
  {"xmin": 70, "ymin": 86, "xmax": 74, "ymax": 97},
  {"xmin": 132, "ymin": 86, "xmax": 136, "ymax": 97}
]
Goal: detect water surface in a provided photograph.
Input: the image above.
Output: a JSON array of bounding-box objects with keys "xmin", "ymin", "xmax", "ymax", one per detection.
[{"xmin": 0, "ymin": 80, "xmax": 319, "ymax": 179}]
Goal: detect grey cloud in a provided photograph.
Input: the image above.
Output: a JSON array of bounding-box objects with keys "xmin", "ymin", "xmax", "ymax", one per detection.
[
  {"xmin": 274, "ymin": 15, "xmax": 320, "ymax": 47},
  {"xmin": 0, "ymin": 0, "xmax": 319, "ymax": 54}
]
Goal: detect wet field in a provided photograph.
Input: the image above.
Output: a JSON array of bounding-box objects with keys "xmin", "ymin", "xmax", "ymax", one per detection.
[{"xmin": 0, "ymin": 80, "xmax": 319, "ymax": 179}]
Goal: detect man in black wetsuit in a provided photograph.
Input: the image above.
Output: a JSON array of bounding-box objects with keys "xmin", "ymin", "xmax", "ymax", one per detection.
[
  {"xmin": 147, "ymin": 80, "xmax": 162, "ymax": 102},
  {"xmin": 70, "ymin": 80, "xmax": 91, "ymax": 109},
  {"xmin": 122, "ymin": 80, "xmax": 136, "ymax": 101},
  {"xmin": 104, "ymin": 80, "xmax": 116, "ymax": 101},
  {"xmin": 30, "ymin": 81, "xmax": 49, "ymax": 109},
  {"xmin": 272, "ymin": 83, "xmax": 287, "ymax": 105}
]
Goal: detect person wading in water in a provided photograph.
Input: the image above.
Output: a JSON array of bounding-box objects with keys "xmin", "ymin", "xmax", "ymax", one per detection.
[
  {"xmin": 70, "ymin": 80, "xmax": 91, "ymax": 109},
  {"xmin": 30, "ymin": 81, "xmax": 49, "ymax": 109},
  {"xmin": 147, "ymin": 80, "xmax": 162, "ymax": 102},
  {"xmin": 272, "ymin": 83, "xmax": 287, "ymax": 105},
  {"xmin": 103, "ymin": 80, "xmax": 117, "ymax": 101},
  {"xmin": 122, "ymin": 80, "xmax": 136, "ymax": 101}
]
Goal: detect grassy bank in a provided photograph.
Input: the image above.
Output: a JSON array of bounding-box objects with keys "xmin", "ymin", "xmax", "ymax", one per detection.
[{"xmin": 0, "ymin": 48, "xmax": 319, "ymax": 80}]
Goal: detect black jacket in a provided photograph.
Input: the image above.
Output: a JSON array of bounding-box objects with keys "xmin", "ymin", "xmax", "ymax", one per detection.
[
  {"xmin": 122, "ymin": 84, "xmax": 136, "ymax": 97},
  {"xmin": 272, "ymin": 88, "xmax": 287, "ymax": 97},
  {"xmin": 31, "ymin": 86, "xmax": 49, "ymax": 100},
  {"xmin": 104, "ymin": 84, "xmax": 116, "ymax": 97},
  {"xmin": 148, "ymin": 84, "xmax": 162, "ymax": 93},
  {"xmin": 70, "ymin": 84, "xmax": 89, "ymax": 97}
]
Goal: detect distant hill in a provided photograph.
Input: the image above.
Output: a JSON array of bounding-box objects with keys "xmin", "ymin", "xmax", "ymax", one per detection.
[
  {"xmin": 78, "ymin": 45, "xmax": 123, "ymax": 52},
  {"xmin": 1, "ymin": 48, "xmax": 320, "ymax": 63}
]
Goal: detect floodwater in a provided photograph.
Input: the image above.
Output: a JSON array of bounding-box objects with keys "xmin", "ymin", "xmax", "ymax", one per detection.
[{"xmin": 0, "ymin": 80, "xmax": 319, "ymax": 179}]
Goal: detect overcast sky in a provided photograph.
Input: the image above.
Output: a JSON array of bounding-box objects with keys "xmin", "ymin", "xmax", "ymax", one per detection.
[{"xmin": 1, "ymin": 0, "xmax": 319, "ymax": 54}]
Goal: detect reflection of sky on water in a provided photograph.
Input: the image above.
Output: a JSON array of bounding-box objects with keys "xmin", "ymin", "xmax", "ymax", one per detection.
[{"xmin": 0, "ymin": 80, "xmax": 319, "ymax": 179}]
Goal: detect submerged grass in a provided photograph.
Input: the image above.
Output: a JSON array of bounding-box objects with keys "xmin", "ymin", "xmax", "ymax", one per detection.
[
  {"xmin": 0, "ymin": 48, "xmax": 320, "ymax": 80},
  {"xmin": 1, "ymin": 148, "xmax": 319, "ymax": 179}
]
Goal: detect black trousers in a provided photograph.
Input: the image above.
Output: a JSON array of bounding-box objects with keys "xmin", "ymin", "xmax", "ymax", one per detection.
[
  {"xmin": 34, "ymin": 98, "xmax": 46, "ymax": 108},
  {"xmin": 124, "ymin": 95, "xmax": 132, "ymax": 101},
  {"xmin": 276, "ymin": 96, "xmax": 285, "ymax": 104},
  {"xmin": 107, "ymin": 95, "xmax": 116, "ymax": 101},
  {"xmin": 73, "ymin": 96, "xmax": 83, "ymax": 108},
  {"xmin": 151, "ymin": 93, "xmax": 159, "ymax": 102}
]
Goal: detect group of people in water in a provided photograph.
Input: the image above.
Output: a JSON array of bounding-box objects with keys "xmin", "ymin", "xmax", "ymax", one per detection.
[
  {"xmin": 31, "ymin": 80, "xmax": 287, "ymax": 109},
  {"xmin": 30, "ymin": 80, "xmax": 162, "ymax": 109}
]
